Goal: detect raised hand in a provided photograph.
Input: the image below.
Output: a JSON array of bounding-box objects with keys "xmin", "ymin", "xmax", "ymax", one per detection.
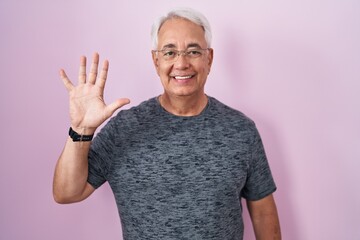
[{"xmin": 60, "ymin": 52, "xmax": 130, "ymax": 134}]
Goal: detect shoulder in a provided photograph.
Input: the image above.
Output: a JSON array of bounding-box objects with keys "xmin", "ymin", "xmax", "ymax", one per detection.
[
  {"xmin": 208, "ymin": 96, "xmax": 256, "ymax": 129},
  {"xmin": 104, "ymin": 97, "xmax": 160, "ymax": 132},
  {"xmin": 204, "ymin": 97, "xmax": 262, "ymax": 144},
  {"xmin": 115, "ymin": 97, "xmax": 158, "ymax": 119}
]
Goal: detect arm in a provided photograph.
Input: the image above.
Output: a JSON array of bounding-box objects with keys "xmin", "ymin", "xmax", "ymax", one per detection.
[
  {"xmin": 246, "ymin": 194, "xmax": 281, "ymax": 240},
  {"xmin": 53, "ymin": 137, "xmax": 95, "ymax": 204},
  {"xmin": 53, "ymin": 53, "xmax": 130, "ymax": 204}
]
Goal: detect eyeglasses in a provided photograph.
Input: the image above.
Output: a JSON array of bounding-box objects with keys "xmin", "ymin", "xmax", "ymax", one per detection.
[{"xmin": 153, "ymin": 48, "xmax": 209, "ymax": 62}]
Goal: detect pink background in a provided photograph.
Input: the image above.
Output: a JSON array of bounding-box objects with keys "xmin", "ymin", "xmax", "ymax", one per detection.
[{"xmin": 1, "ymin": 0, "xmax": 359, "ymax": 239}]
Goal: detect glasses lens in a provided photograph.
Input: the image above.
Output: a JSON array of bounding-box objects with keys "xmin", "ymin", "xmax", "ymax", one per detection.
[
  {"xmin": 158, "ymin": 48, "xmax": 207, "ymax": 62},
  {"xmin": 163, "ymin": 50, "xmax": 177, "ymax": 61}
]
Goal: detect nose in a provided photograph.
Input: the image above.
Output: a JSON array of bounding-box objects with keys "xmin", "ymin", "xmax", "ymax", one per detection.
[
  {"xmin": 176, "ymin": 51, "xmax": 187, "ymax": 58},
  {"xmin": 173, "ymin": 52, "xmax": 190, "ymax": 69}
]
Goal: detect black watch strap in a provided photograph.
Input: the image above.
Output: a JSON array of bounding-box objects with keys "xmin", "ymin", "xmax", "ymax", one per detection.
[{"xmin": 69, "ymin": 127, "xmax": 94, "ymax": 142}]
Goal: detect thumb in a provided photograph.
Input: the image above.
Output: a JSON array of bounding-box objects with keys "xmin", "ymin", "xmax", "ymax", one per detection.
[{"xmin": 104, "ymin": 98, "xmax": 131, "ymax": 118}]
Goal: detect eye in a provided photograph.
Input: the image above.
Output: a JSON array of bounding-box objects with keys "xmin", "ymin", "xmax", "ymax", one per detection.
[
  {"xmin": 187, "ymin": 50, "xmax": 202, "ymax": 57},
  {"xmin": 163, "ymin": 50, "xmax": 176, "ymax": 57}
]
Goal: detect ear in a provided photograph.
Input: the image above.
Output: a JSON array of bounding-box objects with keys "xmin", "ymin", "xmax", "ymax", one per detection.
[
  {"xmin": 207, "ymin": 48, "xmax": 214, "ymax": 74},
  {"xmin": 151, "ymin": 51, "xmax": 160, "ymax": 75}
]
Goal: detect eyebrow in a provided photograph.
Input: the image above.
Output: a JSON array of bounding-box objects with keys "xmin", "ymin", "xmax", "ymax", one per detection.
[
  {"xmin": 187, "ymin": 43, "xmax": 202, "ymax": 49},
  {"xmin": 162, "ymin": 43, "xmax": 203, "ymax": 49}
]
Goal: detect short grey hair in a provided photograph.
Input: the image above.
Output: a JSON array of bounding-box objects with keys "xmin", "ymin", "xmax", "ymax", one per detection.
[{"xmin": 151, "ymin": 7, "xmax": 212, "ymax": 50}]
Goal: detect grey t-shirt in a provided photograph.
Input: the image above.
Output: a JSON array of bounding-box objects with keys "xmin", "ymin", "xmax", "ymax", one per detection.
[{"xmin": 88, "ymin": 96, "xmax": 276, "ymax": 240}]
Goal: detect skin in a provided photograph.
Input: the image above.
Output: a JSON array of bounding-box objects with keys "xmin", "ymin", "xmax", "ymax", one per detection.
[
  {"xmin": 53, "ymin": 53, "xmax": 129, "ymax": 203},
  {"xmin": 247, "ymin": 195, "xmax": 282, "ymax": 239},
  {"xmin": 152, "ymin": 18, "xmax": 213, "ymax": 116},
  {"xmin": 53, "ymin": 17, "xmax": 281, "ymax": 240}
]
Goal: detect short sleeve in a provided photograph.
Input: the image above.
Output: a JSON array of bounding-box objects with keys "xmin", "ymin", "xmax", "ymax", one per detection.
[
  {"xmin": 87, "ymin": 118, "xmax": 117, "ymax": 189},
  {"xmin": 241, "ymin": 126, "xmax": 277, "ymax": 200}
]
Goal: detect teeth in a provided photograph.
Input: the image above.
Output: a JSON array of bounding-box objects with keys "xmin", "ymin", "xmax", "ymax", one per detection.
[{"xmin": 174, "ymin": 75, "xmax": 192, "ymax": 80}]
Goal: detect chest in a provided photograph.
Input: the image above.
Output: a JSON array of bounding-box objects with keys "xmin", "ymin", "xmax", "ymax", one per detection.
[{"xmin": 108, "ymin": 123, "xmax": 251, "ymax": 202}]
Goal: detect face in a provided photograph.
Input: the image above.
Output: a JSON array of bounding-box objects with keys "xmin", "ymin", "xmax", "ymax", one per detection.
[{"xmin": 152, "ymin": 18, "xmax": 213, "ymax": 99}]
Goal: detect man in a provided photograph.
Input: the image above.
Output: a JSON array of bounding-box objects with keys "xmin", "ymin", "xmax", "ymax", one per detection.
[{"xmin": 53, "ymin": 8, "xmax": 281, "ymax": 240}]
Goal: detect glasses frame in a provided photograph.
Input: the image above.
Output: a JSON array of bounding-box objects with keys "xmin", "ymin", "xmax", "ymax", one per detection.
[{"xmin": 152, "ymin": 48, "xmax": 210, "ymax": 62}]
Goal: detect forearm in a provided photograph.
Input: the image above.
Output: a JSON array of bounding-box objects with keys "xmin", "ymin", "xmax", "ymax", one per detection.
[
  {"xmin": 252, "ymin": 211, "xmax": 281, "ymax": 240},
  {"xmin": 53, "ymin": 137, "xmax": 92, "ymax": 203},
  {"xmin": 247, "ymin": 194, "xmax": 281, "ymax": 240}
]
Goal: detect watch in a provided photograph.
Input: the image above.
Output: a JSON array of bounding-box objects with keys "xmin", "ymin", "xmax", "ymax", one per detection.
[{"xmin": 68, "ymin": 127, "xmax": 94, "ymax": 142}]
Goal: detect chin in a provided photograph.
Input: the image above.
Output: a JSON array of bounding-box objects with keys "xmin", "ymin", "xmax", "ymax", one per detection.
[{"xmin": 168, "ymin": 88, "xmax": 204, "ymax": 98}]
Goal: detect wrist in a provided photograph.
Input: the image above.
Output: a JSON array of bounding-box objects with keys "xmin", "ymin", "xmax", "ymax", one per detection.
[
  {"xmin": 70, "ymin": 126, "xmax": 96, "ymax": 136},
  {"xmin": 69, "ymin": 127, "xmax": 95, "ymax": 142}
]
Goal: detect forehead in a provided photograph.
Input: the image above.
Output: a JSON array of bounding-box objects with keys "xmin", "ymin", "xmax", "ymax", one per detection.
[{"xmin": 157, "ymin": 18, "xmax": 207, "ymax": 49}]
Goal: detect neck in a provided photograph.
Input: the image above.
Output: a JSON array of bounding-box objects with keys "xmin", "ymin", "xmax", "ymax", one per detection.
[{"xmin": 159, "ymin": 93, "xmax": 208, "ymax": 116}]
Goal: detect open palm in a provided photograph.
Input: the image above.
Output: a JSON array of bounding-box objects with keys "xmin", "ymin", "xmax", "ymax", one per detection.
[{"xmin": 60, "ymin": 53, "xmax": 130, "ymax": 134}]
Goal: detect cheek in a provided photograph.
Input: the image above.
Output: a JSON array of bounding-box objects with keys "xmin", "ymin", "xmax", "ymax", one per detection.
[
  {"xmin": 197, "ymin": 62, "xmax": 210, "ymax": 76},
  {"xmin": 158, "ymin": 66, "xmax": 173, "ymax": 84},
  {"xmin": 158, "ymin": 64, "xmax": 172, "ymax": 76}
]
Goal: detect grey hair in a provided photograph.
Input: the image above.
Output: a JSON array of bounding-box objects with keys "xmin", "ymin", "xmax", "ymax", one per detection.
[{"xmin": 151, "ymin": 7, "xmax": 212, "ymax": 50}]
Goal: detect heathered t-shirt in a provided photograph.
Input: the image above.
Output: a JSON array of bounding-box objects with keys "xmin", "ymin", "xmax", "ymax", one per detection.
[{"xmin": 87, "ymin": 96, "xmax": 276, "ymax": 240}]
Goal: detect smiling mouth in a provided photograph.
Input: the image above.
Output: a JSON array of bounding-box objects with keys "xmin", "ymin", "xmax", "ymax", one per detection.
[{"xmin": 173, "ymin": 75, "xmax": 194, "ymax": 80}]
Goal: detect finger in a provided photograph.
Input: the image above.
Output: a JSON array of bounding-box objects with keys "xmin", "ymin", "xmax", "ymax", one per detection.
[
  {"xmin": 88, "ymin": 52, "xmax": 99, "ymax": 84},
  {"xmin": 59, "ymin": 69, "xmax": 74, "ymax": 91},
  {"xmin": 78, "ymin": 56, "xmax": 87, "ymax": 84},
  {"xmin": 104, "ymin": 98, "xmax": 131, "ymax": 118},
  {"xmin": 96, "ymin": 59, "xmax": 109, "ymax": 89}
]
